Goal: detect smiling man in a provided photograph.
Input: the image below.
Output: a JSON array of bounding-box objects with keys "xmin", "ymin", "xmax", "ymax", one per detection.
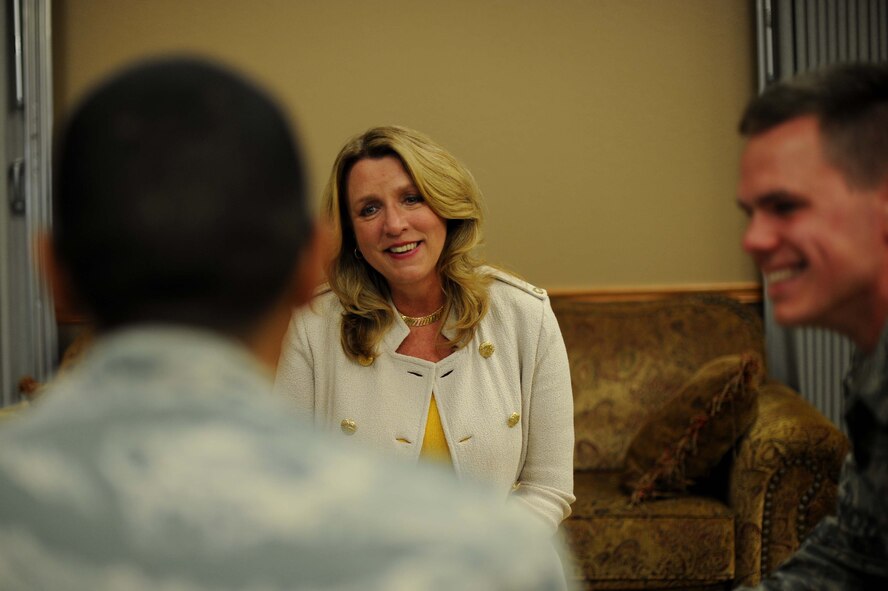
[{"xmin": 736, "ymin": 63, "xmax": 888, "ymax": 589}]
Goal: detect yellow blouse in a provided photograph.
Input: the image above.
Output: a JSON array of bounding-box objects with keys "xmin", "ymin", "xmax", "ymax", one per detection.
[{"xmin": 419, "ymin": 394, "xmax": 452, "ymax": 465}]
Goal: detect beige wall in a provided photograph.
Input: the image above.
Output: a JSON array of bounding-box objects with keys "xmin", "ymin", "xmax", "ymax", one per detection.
[{"xmin": 52, "ymin": 0, "xmax": 759, "ymax": 290}]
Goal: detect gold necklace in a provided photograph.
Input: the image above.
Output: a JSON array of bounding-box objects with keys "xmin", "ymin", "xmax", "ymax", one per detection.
[{"xmin": 399, "ymin": 304, "xmax": 445, "ymax": 327}]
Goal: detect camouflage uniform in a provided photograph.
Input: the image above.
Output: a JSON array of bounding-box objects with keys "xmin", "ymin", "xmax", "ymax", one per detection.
[
  {"xmin": 739, "ymin": 325, "xmax": 888, "ymax": 590},
  {"xmin": 0, "ymin": 327, "xmax": 570, "ymax": 591}
]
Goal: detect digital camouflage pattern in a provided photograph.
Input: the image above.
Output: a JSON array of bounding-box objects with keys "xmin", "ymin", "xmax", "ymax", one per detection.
[
  {"xmin": 739, "ymin": 324, "xmax": 888, "ymax": 590},
  {"xmin": 0, "ymin": 327, "xmax": 570, "ymax": 591}
]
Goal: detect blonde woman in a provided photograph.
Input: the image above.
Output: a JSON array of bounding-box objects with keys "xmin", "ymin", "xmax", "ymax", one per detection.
[{"xmin": 274, "ymin": 126, "xmax": 574, "ymax": 531}]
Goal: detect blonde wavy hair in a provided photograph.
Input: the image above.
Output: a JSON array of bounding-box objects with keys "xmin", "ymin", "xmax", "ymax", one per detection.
[{"xmin": 323, "ymin": 125, "xmax": 490, "ymax": 361}]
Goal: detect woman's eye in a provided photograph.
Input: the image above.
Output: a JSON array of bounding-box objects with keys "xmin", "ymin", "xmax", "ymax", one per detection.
[
  {"xmin": 359, "ymin": 204, "xmax": 379, "ymax": 217},
  {"xmin": 404, "ymin": 194, "xmax": 423, "ymax": 205}
]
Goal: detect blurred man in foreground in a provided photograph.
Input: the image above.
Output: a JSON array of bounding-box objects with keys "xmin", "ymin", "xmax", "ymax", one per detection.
[{"xmin": 0, "ymin": 57, "xmax": 569, "ymax": 590}]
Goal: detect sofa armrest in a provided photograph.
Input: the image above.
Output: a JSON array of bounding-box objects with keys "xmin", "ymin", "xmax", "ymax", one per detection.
[{"xmin": 727, "ymin": 381, "xmax": 849, "ymax": 587}]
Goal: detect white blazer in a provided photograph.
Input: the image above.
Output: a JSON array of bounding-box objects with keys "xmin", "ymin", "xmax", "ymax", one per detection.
[{"xmin": 274, "ymin": 268, "xmax": 575, "ymax": 531}]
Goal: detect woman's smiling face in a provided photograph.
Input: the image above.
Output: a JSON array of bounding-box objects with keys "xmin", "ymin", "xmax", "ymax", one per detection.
[{"xmin": 346, "ymin": 155, "xmax": 447, "ymax": 294}]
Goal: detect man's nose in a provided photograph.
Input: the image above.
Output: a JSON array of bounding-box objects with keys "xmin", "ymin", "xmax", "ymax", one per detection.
[{"xmin": 741, "ymin": 213, "xmax": 778, "ymax": 257}]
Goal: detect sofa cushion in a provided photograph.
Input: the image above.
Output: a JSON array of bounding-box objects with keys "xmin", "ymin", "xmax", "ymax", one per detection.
[
  {"xmin": 552, "ymin": 296, "xmax": 765, "ymax": 471},
  {"xmin": 564, "ymin": 471, "xmax": 735, "ymax": 588},
  {"xmin": 623, "ymin": 353, "xmax": 762, "ymax": 503}
]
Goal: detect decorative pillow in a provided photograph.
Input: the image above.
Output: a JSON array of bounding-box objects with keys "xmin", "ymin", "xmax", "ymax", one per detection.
[{"xmin": 623, "ymin": 353, "xmax": 762, "ymax": 504}]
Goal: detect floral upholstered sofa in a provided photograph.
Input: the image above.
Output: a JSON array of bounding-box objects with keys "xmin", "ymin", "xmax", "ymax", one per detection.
[{"xmin": 551, "ymin": 294, "xmax": 849, "ymax": 590}]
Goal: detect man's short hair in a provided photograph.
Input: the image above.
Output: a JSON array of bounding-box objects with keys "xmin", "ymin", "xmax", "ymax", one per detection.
[
  {"xmin": 739, "ymin": 62, "xmax": 888, "ymax": 189},
  {"xmin": 54, "ymin": 57, "xmax": 312, "ymax": 334}
]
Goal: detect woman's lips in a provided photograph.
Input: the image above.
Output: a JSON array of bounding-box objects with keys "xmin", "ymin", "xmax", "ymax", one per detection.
[{"xmin": 386, "ymin": 241, "xmax": 421, "ymax": 257}]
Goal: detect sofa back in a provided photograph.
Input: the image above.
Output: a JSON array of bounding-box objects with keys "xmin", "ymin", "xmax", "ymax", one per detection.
[{"xmin": 551, "ymin": 295, "xmax": 764, "ymax": 471}]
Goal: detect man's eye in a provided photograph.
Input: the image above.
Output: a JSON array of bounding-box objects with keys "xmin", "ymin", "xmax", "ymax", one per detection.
[{"xmin": 771, "ymin": 201, "xmax": 799, "ymax": 215}]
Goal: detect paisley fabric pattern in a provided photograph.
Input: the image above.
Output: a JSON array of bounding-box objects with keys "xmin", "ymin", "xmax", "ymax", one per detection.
[
  {"xmin": 553, "ymin": 296, "xmax": 764, "ymax": 472},
  {"xmin": 729, "ymin": 383, "xmax": 849, "ymax": 587},
  {"xmin": 564, "ymin": 472, "xmax": 735, "ymax": 588},
  {"xmin": 624, "ymin": 354, "xmax": 762, "ymax": 503},
  {"xmin": 552, "ymin": 296, "xmax": 849, "ymax": 590}
]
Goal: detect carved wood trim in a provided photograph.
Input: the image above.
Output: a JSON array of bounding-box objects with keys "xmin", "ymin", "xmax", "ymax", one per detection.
[{"xmin": 546, "ymin": 282, "xmax": 762, "ymax": 304}]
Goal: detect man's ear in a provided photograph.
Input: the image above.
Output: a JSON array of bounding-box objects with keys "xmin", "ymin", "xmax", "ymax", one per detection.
[
  {"xmin": 290, "ymin": 222, "xmax": 332, "ymax": 308},
  {"xmin": 36, "ymin": 233, "xmax": 79, "ymax": 320}
]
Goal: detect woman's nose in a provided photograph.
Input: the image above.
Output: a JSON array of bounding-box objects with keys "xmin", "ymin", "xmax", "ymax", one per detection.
[{"xmin": 383, "ymin": 207, "xmax": 407, "ymax": 235}]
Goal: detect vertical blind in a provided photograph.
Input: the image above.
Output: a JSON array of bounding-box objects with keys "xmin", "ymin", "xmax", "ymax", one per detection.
[{"xmin": 0, "ymin": 0, "xmax": 54, "ymax": 406}]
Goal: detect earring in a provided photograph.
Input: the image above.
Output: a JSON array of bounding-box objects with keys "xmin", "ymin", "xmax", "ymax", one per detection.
[{"xmin": 354, "ymin": 248, "xmax": 363, "ymax": 260}]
